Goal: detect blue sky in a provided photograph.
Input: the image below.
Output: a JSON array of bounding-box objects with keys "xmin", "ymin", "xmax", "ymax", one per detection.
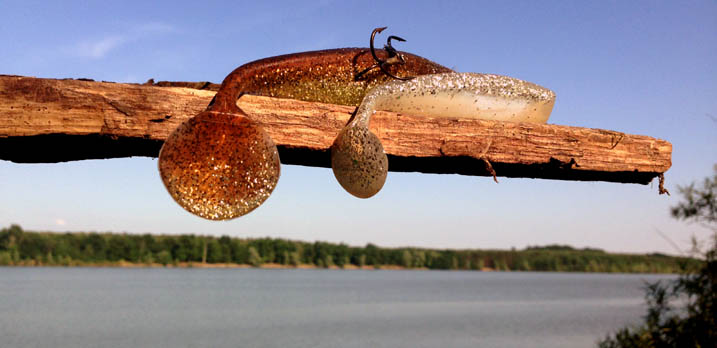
[{"xmin": 1, "ymin": 1, "xmax": 715, "ymax": 254}]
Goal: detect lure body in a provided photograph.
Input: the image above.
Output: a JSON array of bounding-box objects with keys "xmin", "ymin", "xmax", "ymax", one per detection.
[
  {"xmin": 210, "ymin": 48, "xmax": 453, "ymax": 109},
  {"xmin": 351, "ymin": 72, "xmax": 556, "ymax": 126},
  {"xmin": 331, "ymin": 72, "xmax": 556, "ymax": 198},
  {"xmin": 159, "ymin": 48, "xmax": 451, "ymax": 220}
]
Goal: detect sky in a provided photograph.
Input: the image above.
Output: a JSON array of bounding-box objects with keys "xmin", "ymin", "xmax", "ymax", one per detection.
[{"xmin": 1, "ymin": 1, "xmax": 715, "ymax": 255}]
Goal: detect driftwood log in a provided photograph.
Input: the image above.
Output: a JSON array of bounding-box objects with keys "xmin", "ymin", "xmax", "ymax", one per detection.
[{"xmin": 0, "ymin": 75, "xmax": 671, "ymax": 186}]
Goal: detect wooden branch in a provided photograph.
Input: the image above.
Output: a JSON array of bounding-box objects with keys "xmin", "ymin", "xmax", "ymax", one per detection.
[{"xmin": 0, "ymin": 75, "xmax": 671, "ymax": 185}]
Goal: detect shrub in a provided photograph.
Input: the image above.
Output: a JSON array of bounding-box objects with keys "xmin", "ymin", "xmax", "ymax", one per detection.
[{"xmin": 599, "ymin": 165, "xmax": 717, "ymax": 347}]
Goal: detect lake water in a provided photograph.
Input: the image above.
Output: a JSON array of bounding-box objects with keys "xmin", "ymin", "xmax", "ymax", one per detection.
[{"xmin": 0, "ymin": 268, "xmax": 674, "ymax": 348}]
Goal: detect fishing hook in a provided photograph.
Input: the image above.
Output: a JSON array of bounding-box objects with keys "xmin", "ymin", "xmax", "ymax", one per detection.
[{"xmin": 355, "ymin": 27, "xmax": 415, "ymax": 81}]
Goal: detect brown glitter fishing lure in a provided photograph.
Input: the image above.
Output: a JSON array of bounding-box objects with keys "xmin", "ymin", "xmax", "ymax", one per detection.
[{"xmin": 158, "ymin": 28, "xmax": 452, "ymax": 220}]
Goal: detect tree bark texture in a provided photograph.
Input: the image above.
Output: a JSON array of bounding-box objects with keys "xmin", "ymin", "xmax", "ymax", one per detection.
[{"xmin": 0, "ymin": 75, "xmax": 672, "ymax": 185}]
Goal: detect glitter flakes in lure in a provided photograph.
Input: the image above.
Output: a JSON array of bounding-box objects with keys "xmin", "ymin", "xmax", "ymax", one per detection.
[
  {"xmin": 158, "ymin": 28, "xmax": 451, "ymax": 220},
  {"xmin": 331, "ymin": 126, "xmax": 388, "ymax": 199},
  {"xmin": 372, "ymin": 73, "xmax": 556, "ymax": 123},
  {"xmin": 331, "ymin": 72, "xmax": 556, "ymax": 198},
  {"xmin": 158, "ymin": 110, "xmax": 280, "ymax": 220}
]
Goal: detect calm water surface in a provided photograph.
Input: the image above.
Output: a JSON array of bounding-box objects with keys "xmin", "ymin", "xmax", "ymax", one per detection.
[{"xmin": 0, "ymin": 267, "xmax": 674, "ymax": 348}]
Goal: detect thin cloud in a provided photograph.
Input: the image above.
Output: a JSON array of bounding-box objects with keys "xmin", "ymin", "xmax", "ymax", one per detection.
[
  {"xmin": 76, "ymin": 36, "xmax": 128, "ymax": 59},
  {"xmin": 71, "ymin": 22, "xmax": 176, "ymax": 59},
  {"xmin": 55, "ymin": 219, "xmax": 66, "ymax": 226}
]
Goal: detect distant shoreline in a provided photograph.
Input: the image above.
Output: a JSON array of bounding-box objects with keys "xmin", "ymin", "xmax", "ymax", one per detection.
[
  {"xmin": 1, "ymin": 225, "xmax": 696, "ymax": 274},
  {"xmin": 1, "ymin": 261, "xmax": 676, "ymax": 274},
  {"xmin": 0, "ymin": 259, "xmax": 687, "ymax": 274},
  {"xmin": 2, "ymin": 260, "xmax": 465, "ymax": 271}
]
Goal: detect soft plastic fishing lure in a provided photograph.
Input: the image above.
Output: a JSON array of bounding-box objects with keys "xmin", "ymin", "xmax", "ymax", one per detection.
[
  {"xmin": 158, "ymin": 28, "xmax": 451, "ymax": 220},
  {"xmin": 331, "ymin": 72, "xmax": 556, "ymax": 198}
]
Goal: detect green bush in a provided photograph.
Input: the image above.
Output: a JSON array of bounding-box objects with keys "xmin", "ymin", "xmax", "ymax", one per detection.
[
  {"xmin": 248, "ymin": 247, "xmax": 262, "ymax": 267},
  {"xmin": 599, "ymin": 165, "xmax": 717, "ymax": 347},
  {"xmin": 0, "ymin": 251, "xmax": 12, "ymax": 265},
  {"xmin": 156, "ymin": 250, "xmax": 172, "ymax": 266}
]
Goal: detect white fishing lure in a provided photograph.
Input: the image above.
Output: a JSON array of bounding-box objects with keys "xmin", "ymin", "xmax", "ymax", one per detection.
[{"xmin": 331, "ymin": 72, "xmax": 556, "ymax": 198}]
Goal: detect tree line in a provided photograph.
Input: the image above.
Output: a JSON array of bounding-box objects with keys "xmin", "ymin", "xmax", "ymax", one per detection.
[{"xmin": 0, "ymin": 224, "xmax": 696, "ymax": 273}]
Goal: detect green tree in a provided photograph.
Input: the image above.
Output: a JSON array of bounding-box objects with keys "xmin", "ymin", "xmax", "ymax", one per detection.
[
  {"xmin": 0, "ymin": 251, "xmax": 12, "ymax": 265},
  {"xmin": 207, "ymin": 238, "xmax": 229, "ymax": 263},
  {"xmin": 364, "ymin": 243, "xmax": 380, "ymax": 266},
  {"xmin": 521, "ymin": 259, "xmax": 532, "ymax": 271},
  {"xmin": 599, "ymin": 165, "xmax": 717, "ymax": 347},
  {"xmin": 333, "ymin": 243, "xmax": 349, "ymax": 268},
  {"xmin": 0, "ymin": 224, "xmax": 23, "ymax": 251},
  {"xmin": 248, "ymin": 246, "xmax": 262, "ymax": 267},
  {"xmin": 323, "ymin": 255, "xmax": 334, "ymax": 268},
  {"xmin": 412, "ymin": 250, "xmax": 426, "ymax": 268},
  {"xmin": 231, "ymin": 240, "xmax": 249, "ymax": 264},
  {"xmin": 288, "ymin": 251, "xmax": 301, "ymax": 266},
  {"xmin": 670, "ymin": 165, "xmax": 717, "ymax": 224},
  {"xmin": 401, "ymin": 250, "xmax": 413, "ymax": 268},
  {"xmin": 476, "ymin": 258, "xmax": 485, "ymax": 270},
  {"xmin": 358, "ymin": 254, "xmax": 367, "ymax": 267},
  {"xmin": 156, "ymin": 250, "xmax": 172, "ymax": 266}
]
